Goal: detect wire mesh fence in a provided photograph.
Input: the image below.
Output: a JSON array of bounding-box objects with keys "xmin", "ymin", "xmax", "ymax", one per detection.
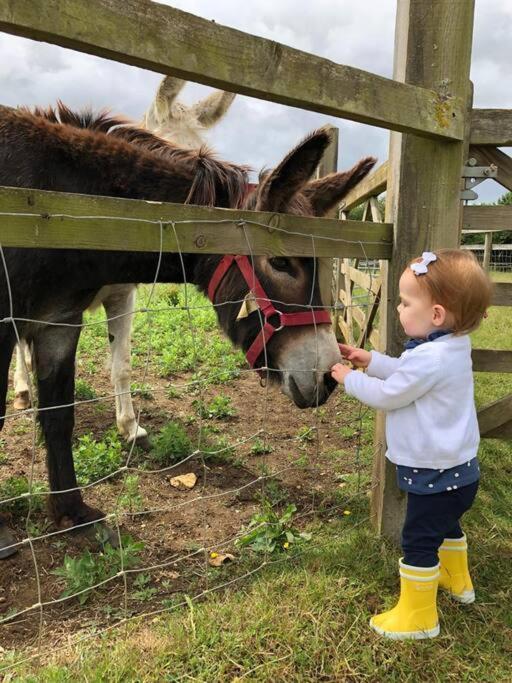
[
  {"xmin": 462, "ymin": 244, "xmax": 512, "ymax": 272},
  {"xmin": 0, "ymin": 213, "xmax": 384, "ymax": 672}
]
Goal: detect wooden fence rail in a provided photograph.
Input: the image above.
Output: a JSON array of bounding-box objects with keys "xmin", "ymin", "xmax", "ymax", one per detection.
[
  {"xmin": 0, "ymin": 0, "xmax": 464, "ymax": 141},
  {"xmin": 0, "ymin": 186, "xmax": 393, "ymax": 259}
]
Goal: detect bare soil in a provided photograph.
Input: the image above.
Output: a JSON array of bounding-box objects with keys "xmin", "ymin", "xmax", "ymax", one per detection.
[{"xmin": 0, "ymin": 360, "xmax": 366, "ymax": 653}]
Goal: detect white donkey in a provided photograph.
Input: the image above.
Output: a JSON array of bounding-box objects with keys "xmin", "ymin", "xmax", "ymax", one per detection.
[{"xmin": 13, "ymin": 77, "xmax": 236, "ymax": 444}]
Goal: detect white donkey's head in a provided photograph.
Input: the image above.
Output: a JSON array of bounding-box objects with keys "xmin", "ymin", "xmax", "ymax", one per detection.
[{"xmin": 142, "ymin": 76, "xmax": 235, "ymax": 149}]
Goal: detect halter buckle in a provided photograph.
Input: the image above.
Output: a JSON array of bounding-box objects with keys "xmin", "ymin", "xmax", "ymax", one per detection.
[{"xmin": 265, "ymin": 309, "xmax": 284, "ymax": 332}]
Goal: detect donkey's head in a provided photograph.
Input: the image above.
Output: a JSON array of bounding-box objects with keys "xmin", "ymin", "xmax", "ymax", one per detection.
[
  {"xmin": 142, "ymin": 76, "xmax": 236, "ymax": 149},
  {"xmin": 207, "ymin": 129, "xmax": 376, "ymax": 408}
]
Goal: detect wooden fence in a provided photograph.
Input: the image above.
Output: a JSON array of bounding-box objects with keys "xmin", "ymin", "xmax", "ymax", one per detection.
[{"xmin": 0, "ymin": 0, "xmax": 510, "ymax": 542}]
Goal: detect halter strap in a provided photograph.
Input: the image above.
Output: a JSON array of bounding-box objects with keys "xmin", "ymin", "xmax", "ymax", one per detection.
[{"xmin": 208, "ymin": 255, "xmax": 331, "ymax": 368}]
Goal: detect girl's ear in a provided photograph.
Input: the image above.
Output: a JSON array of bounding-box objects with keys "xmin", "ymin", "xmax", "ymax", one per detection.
[{"xmin": 432, "ymin": 304, "xmax": 447, "ymax": 327}]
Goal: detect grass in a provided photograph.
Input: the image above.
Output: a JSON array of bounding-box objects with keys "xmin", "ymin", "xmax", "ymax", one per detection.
[{"xmin": 4, "ymin": 276, "xmax": 512, "ymax": 681}]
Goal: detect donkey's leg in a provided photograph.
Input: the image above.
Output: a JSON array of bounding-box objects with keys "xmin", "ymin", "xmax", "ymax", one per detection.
[
  {"xmin": 33, "ymin": 322, "xmax": 110, "ymax": 537},
  {"xmin": 0, "ymin": 328, "xmax": 18, "ymax": 558},
  {"xmin": 103, "ymin": 286, "xmax": 148, "ymax": 446},
  {"xmin": 13, "ymin": 339, "xmax": 32, "ymax": 410}
]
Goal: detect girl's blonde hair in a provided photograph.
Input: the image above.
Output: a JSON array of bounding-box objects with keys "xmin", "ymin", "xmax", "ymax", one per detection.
[{"xmin": 408, "ymin": 249, "xmax": 493, "ymax": 334}]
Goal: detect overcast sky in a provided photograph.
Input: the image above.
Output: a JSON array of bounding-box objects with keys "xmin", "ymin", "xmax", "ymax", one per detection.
[{"xmin": 1, "ymin": 0, "xmax": 510, "ymax": 202}]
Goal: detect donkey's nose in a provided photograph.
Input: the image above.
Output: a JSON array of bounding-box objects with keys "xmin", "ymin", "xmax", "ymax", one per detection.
[{"xmin": 323, "ymin": 372, "xmax": 338, "ymax": 397}]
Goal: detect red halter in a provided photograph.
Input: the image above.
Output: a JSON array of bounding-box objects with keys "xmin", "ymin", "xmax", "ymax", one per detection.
[{"xmin": 207, "ymin": 255, "xmax": 332, "ymax": 369}]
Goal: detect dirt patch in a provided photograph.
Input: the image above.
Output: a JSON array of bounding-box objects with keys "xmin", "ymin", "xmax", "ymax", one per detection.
[{"xmin": 0, "ymin": 359, "xmax": 368, "ymax": 654}]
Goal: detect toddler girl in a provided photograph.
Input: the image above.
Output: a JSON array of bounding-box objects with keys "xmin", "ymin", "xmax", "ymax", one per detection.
[{"xmin": 331, "ymin": 249, "xmax": 493, "ymax": 640}]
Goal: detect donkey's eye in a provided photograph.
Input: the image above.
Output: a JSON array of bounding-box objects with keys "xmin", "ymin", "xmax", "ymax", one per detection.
[{"xmin": 269, "ymin": 257, "xmax": 291, "ymax": 273}]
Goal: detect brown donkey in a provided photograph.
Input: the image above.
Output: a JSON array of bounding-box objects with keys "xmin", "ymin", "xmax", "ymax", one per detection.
[
  {"xmin": 0, "ymin": 104, "xmax": 375, "ymax": 557},
  {"xmin": 12, "ymin": 78, "xmax": 237, "ymax": 447}
]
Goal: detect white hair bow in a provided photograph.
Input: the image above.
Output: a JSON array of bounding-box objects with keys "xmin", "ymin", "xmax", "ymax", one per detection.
[{"xmin": 410, "ymin": 251, "xmax": 437, "ymax": 276}]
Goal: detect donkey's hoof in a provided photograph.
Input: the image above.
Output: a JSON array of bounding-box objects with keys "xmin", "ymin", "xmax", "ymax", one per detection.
[
  {"xmin": 131, "ymin": 435, "xmax": 151, "ymax": 452},
  {"xmin": 91, "ymin": 522, "xmax": 119, "ymax": 548},
  {"xmin": 0, "ymin": 524, "xmax": 18, "ymax": 559},
  {"xmin": 127, "ymin": 427, "xmax": 150, "ymax": 452},
  {"xmin": 13, "ymin": 391, "xmax": 31, "ymax": 411}
]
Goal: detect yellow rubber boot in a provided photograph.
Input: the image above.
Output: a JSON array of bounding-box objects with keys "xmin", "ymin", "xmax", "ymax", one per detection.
[
  {"xmin": 370, "ymin": 559, "xmax": 440, "ymax": 640},
  {"xmin": 438, "ymin": 535, "xmax": 475, "ymax": 604}
]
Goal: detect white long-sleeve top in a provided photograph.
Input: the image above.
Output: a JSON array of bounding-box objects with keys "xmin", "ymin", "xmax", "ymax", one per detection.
[{"xmin": 343, "ymin": 334, "xmax": 480, "ymax": 469}]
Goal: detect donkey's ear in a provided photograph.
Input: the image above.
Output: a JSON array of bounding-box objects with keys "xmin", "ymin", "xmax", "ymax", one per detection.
[
  {"xmin": 255, "ymin": 128, "xmax": 333, "ymax": 213},
  {"xmin": 143, "ymin": 76, "xmax": 186, "ymax": 128},
  {"xmin": 193, "ymin": 91, "xmax": 236, "ymax": 128},
  {"xmin": 302, "ymin": 157, "xmax": 377, "ymax": 216}
]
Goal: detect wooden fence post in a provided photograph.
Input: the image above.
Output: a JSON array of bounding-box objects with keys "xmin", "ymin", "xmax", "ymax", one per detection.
[
  {"xmin": 483, "ymin": 231, "xmax": 492, "ymax": 271},
  {"xmin": 371, "ymin": 0, "xmax": 475, "ymax": 543}
]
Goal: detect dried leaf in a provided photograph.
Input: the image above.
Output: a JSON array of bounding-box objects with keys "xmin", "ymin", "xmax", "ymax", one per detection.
[{"xmin": 208, "ymin": 552, "xmax": 235, "ymax": 567}]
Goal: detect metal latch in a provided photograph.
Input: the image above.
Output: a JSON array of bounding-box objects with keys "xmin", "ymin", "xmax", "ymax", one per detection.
[{"xmin": 461, "ymin": 158, "xmax": 497, "ymax": 201}]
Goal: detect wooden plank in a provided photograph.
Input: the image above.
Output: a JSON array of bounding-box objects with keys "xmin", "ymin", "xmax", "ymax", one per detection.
[
  {"xmin": 492, "ymin": 283, "xmax": 512, "ymax": 307},
  {"xmin": 483, "ymin": 232, "xmax": 492, "ymax": 271},
  {"xmin": 462, "ymin": 229, "xmax": 507, "ymax": 235},
  {"xmin": 369, "ymin": 328, "xmax": 380, "ymax": 350},
  {"xmin": 345, "ymin": 265, "xmax": 381, "ymax": 296},
  {"xmin": 342, "ymin": 162, "xmax": 388, "ymax": 212},
  {"xmin": 0, "ymin": 186, "xmax": 393, "ymax": 259},
  {"xmin": 337, "ymin": 316, "xmax": 351, "ymax": 343},
  {"xmin": 462, "ymin": 206, "xmax": 512, "ymax": 231},
  {"xmin": 357, "ymin": 196, "xmax": 384, "ymax": 348},
  {"xmin": 357, "ymin": 286, "xmax": 381, "ymax": 348},
  {"xmin": 469, "ymin": 146, "xmax": 512, "ymax": 192},
  {"xmin": 470, "ymin": 110, "xmax": 512, "ymax": 146},
  {"xmin": 478, "ymin": 394, "xmax": 512, "ymax": 438},
  {"xmin": 481, "ymin": 420, "xmax": 512, "ymax": 440},
  {"xmin": 371, "ymin": 0, "xmax": 475, "ymax": 545},
  {"xmin": 472, "ymin": 350, "xmax": 512, "ymax": 373},
  {"xmin": 0, "ymin": 0, "xmax": 465, "ymax": 141},
  {"xmin": 351, "ymin": 305, "xmax": 366, "ymax": 329}
]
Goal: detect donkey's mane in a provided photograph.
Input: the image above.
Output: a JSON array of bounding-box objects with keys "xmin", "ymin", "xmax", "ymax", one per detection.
[{"xmin": 26, "ymin": 102, "xmax": 250, "ymax": 208}]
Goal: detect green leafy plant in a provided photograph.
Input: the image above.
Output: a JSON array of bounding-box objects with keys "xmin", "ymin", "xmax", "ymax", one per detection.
[
  {"xmin": 130, "ymin": 382, "xmax": 154, "ymax": 400},
  {"xmin": 296, "ymin": 426, "xmax": 316, "ymax": 443},
  {"xmin": 339, "ymin": 425, "xmax": 359, "ymax": 439},
  {"xmin": 236, "ymin": 503, "xmax": 311, "ymax": 554},
  {"xmin": 150, "ymin": 422, "xmax": 192, "ymax": 466},
  {"xmin": 118, "ymin": 474, "xmax": 144, "ymax": 513},
  {"xmin": 192, "ymin": 394, "xmax": 237, "ymax": 420},
  {"xmin": 0, "ymin": 476, "xmax": 47, "ymax": 517},
  {"xmin": 73, "ymin": 430, "xmax": 124, "ymax": 486},
  {"xmin": 200, "ymin": 433, "xmax": 236, "ymax": 464},
  {"xmin": 256, "ymin": 478, "xmax": 288, "ymax": 507},
  {"xmin": 74, "ymin": 378, "xmax": 97, "ymax": 402},
  {"xmin": 132, "ymin": 573, "xmax": 158, "ymax": 602},
  {"xmin": 250, "ymin": 439, "xmax": 273, "ymax": 455},
  {"xmin": 53, "ymin": 534, "xmax": 144, "ymax": 605}
]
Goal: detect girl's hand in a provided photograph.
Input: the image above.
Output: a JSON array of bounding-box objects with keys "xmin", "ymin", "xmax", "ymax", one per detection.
[
  {"xmin": 338, "ymin": 343, "xmax": 371, "ymax": 369},
  {"xmin": 331, "ymin": 362, "xmax": 352, "ymax": 384}
]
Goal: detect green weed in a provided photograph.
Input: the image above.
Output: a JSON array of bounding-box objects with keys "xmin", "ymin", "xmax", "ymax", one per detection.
[
  {"xmin": 192, "ymin": 394, "xmax": 237, "ymax": 420},
  {"xmin": 52, "ymin": 534, "xmax": 144, "ymax": 605},
  {"xmin": 74, "ymin": 378, "xmax": 97, "ymax": 402},
  {"xmin": 0, "ymin": 476, "xmax": 47, "ymax": 517},
  {"xmin": 118, "ymin": 474, "xmax": 143, "ymax": 513},
  {"xmin": 296, "ymin": 426, "xmax": 316, "ymax": 443},
  {"xmin": 250, "ymin": 438, "xmax": 273, "ymax": 455},
  {"xmin": 150, "ymin": 422, "xmax": 192, "ymax": 467},
  {"xmin": 236, "ymin": 503, "xmax": 311, "ymax": 554},
  {"xmin": 73, "ymin": 430, "xmax": 124, "ymax": 486}
]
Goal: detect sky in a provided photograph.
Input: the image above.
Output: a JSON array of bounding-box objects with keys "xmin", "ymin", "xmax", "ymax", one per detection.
[{"xmin": 1, "ymin": 0, "xmax": 511, "ymax": 203}]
